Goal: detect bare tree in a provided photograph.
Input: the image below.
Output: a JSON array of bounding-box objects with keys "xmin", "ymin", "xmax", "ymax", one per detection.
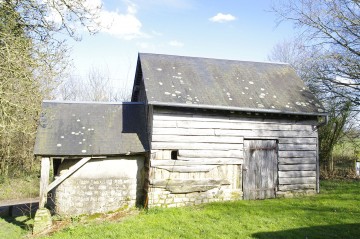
[
  {"xmin": 268, "ymin": 37, "xmax": 358, "ymax": 173},
  {"xmin": 57, "ymin": 66, "xmax": 132, "ymax": 102},
  {"xmin": 0, "ymin": 1, "xmax": 101, "ymax": 177},
  {"xmin": 271, "ymin": 0, "xmax": 360, "ymax": 107}
]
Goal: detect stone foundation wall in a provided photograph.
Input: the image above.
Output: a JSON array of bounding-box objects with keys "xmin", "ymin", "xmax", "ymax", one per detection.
[
  {"xmin": 148, "ymin": 187, "xmax": 243, "ymax": 208},
  {"xmin": 52, "ymin": 156, "xmax": 145, "ymax": 215}
]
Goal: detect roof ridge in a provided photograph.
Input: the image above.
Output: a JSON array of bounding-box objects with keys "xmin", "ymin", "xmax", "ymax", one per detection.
[
  {"xmin": 43, "ymin": 100, "xmax": 144, "ymax": 105},
  {"xmin": 139, "ymin": 52, "xmax": 290, "ymax": 65}
]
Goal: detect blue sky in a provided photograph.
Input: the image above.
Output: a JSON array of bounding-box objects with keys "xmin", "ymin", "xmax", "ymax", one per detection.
[{"xmin": 66, "ymin": 0, "xmax": 296, "ymax": 90}]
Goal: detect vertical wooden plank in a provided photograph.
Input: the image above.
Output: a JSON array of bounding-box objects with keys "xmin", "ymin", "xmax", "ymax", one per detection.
[
  {"xmin": 243, "ymin": 140, "xmax": 277, "ymax": 200},
  {"xmin": 316, "ymin": 135, "xmax": 320, "ymax": 193},
  {"xmin": 243, "ymin": 140, "xmax": 251, "ymax": 199},
  {"xmin": 39, "ymin": 157, "xmax": 50, "ymax": 208}
]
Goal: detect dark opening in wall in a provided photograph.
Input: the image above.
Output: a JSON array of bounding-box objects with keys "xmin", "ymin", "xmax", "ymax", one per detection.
[{"xmin": 171, "ymin": 150, "xmax": 178, "ymax": 160}]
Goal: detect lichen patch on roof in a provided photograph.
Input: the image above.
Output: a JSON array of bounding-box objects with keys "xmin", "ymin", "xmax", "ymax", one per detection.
[
  {"xmin": 34, "ymin": 102, "xmax": 148, "ymax": 156},
  {"xmin": 133, "ymin": 53, "xmax": 325, "ymax": 115}
]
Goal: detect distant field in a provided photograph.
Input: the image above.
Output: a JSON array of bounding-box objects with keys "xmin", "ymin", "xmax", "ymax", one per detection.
[
  {"xmin": 1, "ymin": 180, "xmax": 359, "ymax": 239},
  {"xmin": 333, "ymin": 138, "xmax": 360, "ymax": 159},
  {"xmin": 0, "ymin": 176, "xmax": 39, "ymax": 201}
]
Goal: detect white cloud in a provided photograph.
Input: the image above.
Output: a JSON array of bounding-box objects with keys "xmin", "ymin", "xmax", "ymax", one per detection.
[
  {"xmin": 209, "ymin": 13, "xmax": 236, "ymax": 23},
  {"xmin": 98, "ymin": 3, "xmax": 145, "ymax": 40},
  {"xmin": 44, "ymin": 0, "xmax": 145, "ymax": 40},
  {"xmin": 168, "ymin": 40, "xmax": 184, "ymax": 47}
]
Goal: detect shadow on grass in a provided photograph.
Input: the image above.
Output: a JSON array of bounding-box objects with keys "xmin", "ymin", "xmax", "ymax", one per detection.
[
  {"xmin": 252, "ymin": 223, "xmax": 360, "ymax": 239},
  {"xmin": 3, "ymin": 216, "xmax": 33, "ymax": 230}
]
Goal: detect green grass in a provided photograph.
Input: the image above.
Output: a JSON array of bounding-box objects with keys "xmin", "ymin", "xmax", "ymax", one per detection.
[
  {"xmin": 41, "ymin": 180, "xmax": 360, "ymax": 239},
  {"xmin": 0, "ymin": 176, "xmax": 39, "ymax": 200},
  {"xmin": 2, "ymin": 180, "xmax": 359, "ymax": 239},
  {"xmin": 0, "ymin": 216, "xmax": 33, "ymax": 239}
]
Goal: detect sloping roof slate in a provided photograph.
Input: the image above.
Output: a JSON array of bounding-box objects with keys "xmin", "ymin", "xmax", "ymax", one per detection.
[
  {"xmin": 134, "ymin": 53, "xmax": 325, "ymax": 115},
  {"xmin": 34, "ymin": 101, "xmax": 148, "ymax": 157}
]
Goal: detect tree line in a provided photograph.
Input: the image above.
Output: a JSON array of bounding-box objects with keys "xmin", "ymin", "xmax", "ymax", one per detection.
[{"xmin": 0, "ymin": 0, "xmax": 104, "ymax": 177}]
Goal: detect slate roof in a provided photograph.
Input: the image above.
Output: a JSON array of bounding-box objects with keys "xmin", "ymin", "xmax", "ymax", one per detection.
[
  {"xmin": 133, "ymin": 53, "xmax": 325, "ymax": 115},
  {"xmin": 34, "ymin": 101, "xmax": 148, "ymax": 157}
]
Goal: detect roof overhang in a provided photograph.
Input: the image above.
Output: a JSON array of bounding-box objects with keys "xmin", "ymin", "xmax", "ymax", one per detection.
[{"xmin": 149, "ymin": 101, "xmax": 328, "ymax": 117}]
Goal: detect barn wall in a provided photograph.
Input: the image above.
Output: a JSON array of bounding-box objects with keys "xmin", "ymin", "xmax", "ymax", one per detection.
[
  {"xmin": 52, "ymin": 156, "xmax": 145, "ymax": 215},
  {"xmin": 148, "ymin": 107, "xmax": 319, "ymax": 206}
]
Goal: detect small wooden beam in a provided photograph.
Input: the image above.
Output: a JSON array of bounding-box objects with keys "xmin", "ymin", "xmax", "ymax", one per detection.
[
  {"xmin": 39, "ymin": 158, "xmax": 50, "ymax": 208},
  {"xmin": 47, "ymin": 157, "xmax": 91, "ymax": 192}
]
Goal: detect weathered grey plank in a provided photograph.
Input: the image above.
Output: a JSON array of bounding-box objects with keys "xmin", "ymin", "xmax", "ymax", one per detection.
[
  {"xmin": 152, "ymin": 135, "xmax": 244, "ymax": 144},
  {"xmin": 153, "ymin": 113, "xmax": 317, "ymax": 126},
  {"xmin": 279, "ymin": 138, "xmax": 317, "ymax": 144},
  {"xmin": 153, "ymin": 127, "xmax": 215, "ymax": 136},
  {"xmin": 278, "ymin": 184, "xmax": 316, "ymax": 191},
  {"xmin": 278, "ymin": 164, "xmax": 316, "ymax": 171},
  {"xmin": 178, "ymin": 150, "xmax": 243, "ymax": 158},
  {"xmin": 278, "ymin": 144, "xmax": 317, "ymax": 151},
  {"xmin": 215, "ymin": 129, "xmax": 317, "ymax": 138},
  {"xmin": 165, "ymin": 185, "xmax": 216, "ymax": 193},
  {"xmin": 279, "ymin": 177, "xmax": 316, "ymax": 185},
  {"xmin": 152, "ymin": 165, "xmax": 218, "ymax": 172},
  {"xmin": 150, "ymin": 179, "xmax": 230, "ymax": 187},
  {"xmin": 151, "ymin": 158, "xmax": 243, "ymax": 166},
  {"xmin": 279, "ymin": 157, "xmax": 316, "ymax": 165},
  {"xmin": 154, "ymin": 120, "xmax": 315, "ymax": 131},
  {"xmin": 278, "ymin": 171, "xmax": 316, "ymax": 178},
  {"xmin": 47, "ymin": 157, "xmax": 92, "ymax": 192},
  {"xmin": 154, "ymin": 127, "xmax": 317, "ymax": 138},
  {"xmin": 153, "ymin": 120, "xmax": 178, "ymax": 128},
  {"xmin": 177, "ymin": 157, "xmax": 243, "ymax": 163},
  {"xmin": 278, "ymin": 151, "xmax": 317, "ymax": 158},
  {"xmin": 152, "ymin": 142, "xmax": 241, "ymax": 150}
]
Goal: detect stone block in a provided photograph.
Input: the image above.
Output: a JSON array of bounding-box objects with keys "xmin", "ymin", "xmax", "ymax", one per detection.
[
  {"xmin": 33, "ymin": 208, "xmax": 52, "ymax": 235},
  {"xmin": 79, "ymin": 180, "xmax": 89, "ymax": 185},
  {"xmin": 173, "ymin": 197, "xmax": 183, "ymax": 203}
]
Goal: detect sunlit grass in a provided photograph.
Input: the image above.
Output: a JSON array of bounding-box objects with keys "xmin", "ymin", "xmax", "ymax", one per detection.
[{"xmin": 41, "ymin": 180, "xmax": 360, "ymax": 239}]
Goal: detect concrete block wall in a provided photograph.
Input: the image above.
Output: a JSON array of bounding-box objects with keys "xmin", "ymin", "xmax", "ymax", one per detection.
[{"xmin": 52, "ymin": 156, "xmax": 145, "ymax": 215}]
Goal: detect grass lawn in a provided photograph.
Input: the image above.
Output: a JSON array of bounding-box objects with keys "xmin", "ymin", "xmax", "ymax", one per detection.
[
  {"xmin": 0, "ymin": 176, "xmax": 39, "ymax": 201},
  {"xmin": 2, "ymin": 180, "xmax": 360, "ymax": 239}
]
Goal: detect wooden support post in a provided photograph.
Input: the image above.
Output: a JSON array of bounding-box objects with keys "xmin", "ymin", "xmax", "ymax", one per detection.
[
  {"xmin": 39, "ymin": 158, "xmax": 50, "ymax": 208},
  {"xmin": 316, "ymin": 136, "xmax": 320, "ymax": 193},
  {"xmin": 47, "ymin": 157, "xmax": 91, "ymax": 192}
]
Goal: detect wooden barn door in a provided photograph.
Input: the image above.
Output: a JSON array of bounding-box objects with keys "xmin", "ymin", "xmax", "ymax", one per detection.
[{"xmin": 243, "ymin": 140, "xmax": 278, "ymax": 200}]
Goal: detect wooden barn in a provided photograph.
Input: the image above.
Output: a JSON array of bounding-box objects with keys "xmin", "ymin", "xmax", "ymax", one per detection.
[
  {"xmin": 34, "ymin": 53, "xmax": 326, "ymax": 216},
  {"xmin": 131, "ymin": 53, "xmax": 326, "ymax": 205}
]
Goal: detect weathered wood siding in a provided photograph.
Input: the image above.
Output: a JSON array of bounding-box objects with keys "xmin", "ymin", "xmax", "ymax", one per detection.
[
  {"xmin": 148, "ymin": 107, "xmax": 318, "ymax": 205},
  {"xmin": 243, "ymin": 140, "xmax": 278, "ymax": 200}
]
